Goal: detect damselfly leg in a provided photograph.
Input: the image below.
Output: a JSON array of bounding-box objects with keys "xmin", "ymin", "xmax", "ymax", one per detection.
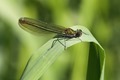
[{"xmin": 48, "ymin": 38, "xmax": 67, "ymax": 51}]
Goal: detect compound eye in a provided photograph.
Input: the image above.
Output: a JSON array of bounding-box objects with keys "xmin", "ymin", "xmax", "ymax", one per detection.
[
  {"xmin": 75, "ymin": 32, "xmax": 80, "ymax": 37},
  {"xmin": 75, "ymin": 29, "xmax": 82, "ymax": 37}
]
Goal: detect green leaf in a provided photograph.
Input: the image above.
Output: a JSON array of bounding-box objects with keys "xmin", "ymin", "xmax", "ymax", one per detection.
[{"xmin": 20, "ymin": 25, "xmax": 105, "ymax": 80}]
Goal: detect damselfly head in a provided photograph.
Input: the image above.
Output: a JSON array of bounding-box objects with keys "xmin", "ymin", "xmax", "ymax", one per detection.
[{"xmin": 75, "ymin": 29, "xmax": 82, "ymax": 38}]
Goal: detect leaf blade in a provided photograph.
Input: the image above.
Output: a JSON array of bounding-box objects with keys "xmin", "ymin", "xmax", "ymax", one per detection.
[{"xmin": 20, "ymin": 25, "xmax": 105, "ymax": 80}]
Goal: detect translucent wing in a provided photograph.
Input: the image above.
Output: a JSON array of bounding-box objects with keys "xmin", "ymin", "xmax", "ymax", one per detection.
[{"xmin": 18, "ymin": 17, "xmax": 65, "ymax": 35}]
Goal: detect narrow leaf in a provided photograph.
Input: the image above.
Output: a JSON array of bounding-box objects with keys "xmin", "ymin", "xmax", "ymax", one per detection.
[{"xmin": 20, "ymin": 25, "xmax": 105, "ymax": 80}]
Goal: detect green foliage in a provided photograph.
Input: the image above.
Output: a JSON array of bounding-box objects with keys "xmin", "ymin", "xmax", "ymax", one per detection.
[{"xmin": 0, "ymin": 0, "xmax": 120, "ymax": 80}]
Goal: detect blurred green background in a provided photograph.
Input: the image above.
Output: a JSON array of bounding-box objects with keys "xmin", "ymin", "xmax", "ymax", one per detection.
[{"xmin": 0, "ymin": 0, "xmax": 120, "ymax": 80}]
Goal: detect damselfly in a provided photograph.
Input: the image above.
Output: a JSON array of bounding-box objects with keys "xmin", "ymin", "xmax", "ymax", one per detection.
[{"xmin": 18, "ymin": 17, "xmax": 83, "ymax": 49}]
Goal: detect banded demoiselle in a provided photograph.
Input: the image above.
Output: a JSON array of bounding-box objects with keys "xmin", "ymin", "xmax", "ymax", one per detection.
[{"xmin": 18, "ymin": 17, "xmax": 83, "ymax": 49}]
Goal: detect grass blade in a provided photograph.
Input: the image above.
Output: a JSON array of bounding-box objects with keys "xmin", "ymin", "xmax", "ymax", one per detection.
[{"xmin": 20, "ymin": 25, "xmax": 105, "ymax": 80}]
